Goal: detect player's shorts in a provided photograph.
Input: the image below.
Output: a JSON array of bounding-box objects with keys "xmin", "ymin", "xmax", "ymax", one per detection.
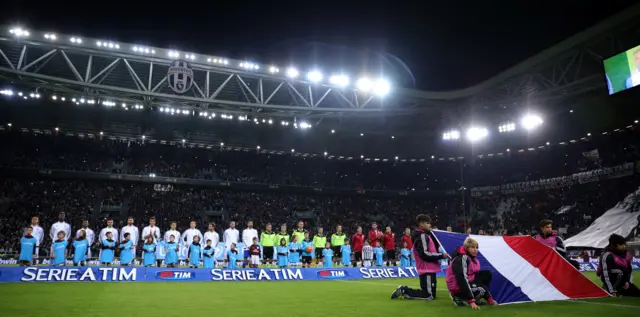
[
  {"xmin": 354, "ymin": 252, "xmax": 362, "ymax": 262},
  {"xmin": 244, "ymin": 249, "xmax": 250, "ymax": 258},
  {"xmin": 362, "ymin": 260, "xmax": 372, "ymax": 268},
  {"xmin": 315, "ymin": 248, "xmax": 323, "ymax": 259},
  {"xmin": 385, "ymin": 250, "xmax": 395, "ymax": 260},
  {"xmin": 250, "ymin": 255, "xmax": 261, "ymax": 265},
  {"xmin": 302, "ymin": 256, "xmax": 312, "ymax": 264},
  {"xmin": 263, "ymin": 247, "xmax": 274, "ymax": 260},
  {"xmin": 332, "ymin": 246, "xmax": 342, "ymax": 258}
]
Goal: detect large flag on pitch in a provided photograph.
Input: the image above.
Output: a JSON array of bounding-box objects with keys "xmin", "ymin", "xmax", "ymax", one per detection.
[{"xmin": 433, "ymin": 231, "xmax": 609, "ymax": 304}]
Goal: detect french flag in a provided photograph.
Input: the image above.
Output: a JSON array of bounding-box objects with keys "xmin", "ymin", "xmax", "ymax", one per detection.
[{"xmin": 433, "ymin": 231, "xmax": 609, "ymax": 304}]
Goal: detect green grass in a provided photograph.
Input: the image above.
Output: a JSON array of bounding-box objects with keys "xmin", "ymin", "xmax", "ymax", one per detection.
[{"xmin": 0, "ymin": 272, "xmax": 637, "ymax": 316}]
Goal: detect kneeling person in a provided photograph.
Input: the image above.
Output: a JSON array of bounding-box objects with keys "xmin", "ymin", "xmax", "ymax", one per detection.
[
  {"xmin": 598, "ymin": 234, "xmax": 640, "ymax": 297},
  {"xmin": 446, "ymin": 238, "xmax": 498, "ymax": 309}
]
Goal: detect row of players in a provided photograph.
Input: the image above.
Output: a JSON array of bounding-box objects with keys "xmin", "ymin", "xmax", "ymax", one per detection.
[
  {"xmin": 21, "ymin": 228, "xmax": 415, "ymax": 269},
  {"xmin": 22, "ymin": 212, "xmax": 408, "ymax": 266}
]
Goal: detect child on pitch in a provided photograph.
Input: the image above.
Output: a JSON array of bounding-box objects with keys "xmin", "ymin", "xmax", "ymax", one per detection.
[
  {"xmin": 391, "ymin": 214, "xmax": 450, "ymax": 300},
  {"xmin": 248, "ymin": 237, "xmax": 262, "ymax": 268},
  {"xmin": 362, "ymin": 240, "xmax": 373, "ymax": 268},
  {"xmin": 142, "ymin": 235, "xmax": 156, "ymax": 267},
  {"xmin": 322, "ymin": 242, "xmax": 334, "ymax": 268},
  {"xmin": 276, "ymin": 238, "xmax": 289, "ymax": 268},
  {"xmin": 374, "ymin": 241, "xmax": 385, "ymax": 267},
  {"xmin": 446, "ymin": 238, "xmax": 498, "ymax": 309},
  {"xmin": 118, "ymin": 232, "xmax": 134, "ymax": 266},
  {"xmin": 72, "ymin": 229, "xmax": 89, "ymax": 266},
  {"xmin": 100, "ymin": 231, "xmax": 116, "ymax": 266},
  {"xmin": 155, "ymin": 238, "xmax": 166, "ymax": 267},
  {"xmin": 189, "ymin": 235, "xmax": 202, "ymax": 268},
  {"xmin": 19, "ymin": 227, "xmax": 37, "ymax": 266},
  {"xmin": 289, "ymin": 235, "xmax": 302, "ymax": 268},
  {"xmin": 400, "ymin": 241, "xmax": 411, "ymax": 267},
  {"xmin": 52, "ymin": 231, "xmax": 68, "ymax": 266},
  {"xmin": 228, "ymin": 243, "xmax": 239, "ymax": 269},
  {"xmin": 341, "ymin": 238, "xmax": 352, "ymax": 267},
  {"xmin": 164, "ymin": 234, "xmax": 179, "ymax": 268},
  {"xmin": 598, "ymin": 234, "xmax": 640, "ymax": 297},
  {"xmin": 203, "ymin": 239, "xmax": 215, "ymax": 269},
  {"xmin": 301, "ymin": 231, "xmax": 314, "ymax": 268}
]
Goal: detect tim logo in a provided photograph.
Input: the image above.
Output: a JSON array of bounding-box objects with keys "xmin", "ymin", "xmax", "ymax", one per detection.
[
  {"xmin": 579, "ymin": 264, "xmax": 595, "ymax": 272},
  {"xmin": 317, "ymin": 270, "xmax": 348, "ymax": 279},
  {"xmin": 155, "ymin": 271, "xmax": 195, "ymax": 280}
]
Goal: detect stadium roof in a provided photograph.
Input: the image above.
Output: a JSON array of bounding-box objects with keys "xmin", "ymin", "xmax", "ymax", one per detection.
[{"xmin": 1, "ymin": 5, "xmax": 640, "ymax": 159}]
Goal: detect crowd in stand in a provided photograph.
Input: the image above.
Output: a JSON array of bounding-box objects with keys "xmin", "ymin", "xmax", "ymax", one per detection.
[{"xmin": 0, "ymin": 127, "xmax": 639, "ymax": 256}]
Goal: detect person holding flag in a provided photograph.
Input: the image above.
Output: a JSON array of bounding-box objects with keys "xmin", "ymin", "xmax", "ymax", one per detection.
[
  {"xmin": 331, "ymin": 224, "xmax": 346, "ymax": 265},
  {"xmin": 260, "ymin": 223, "xmax": 277, "ymax": 267},
  {"xmin": 312, "ymin": 227, "xmax": 326, "ymax": 265},
  {"xmin": 598, "ymin": 234, "xmax": 640, "ymax": 297}
]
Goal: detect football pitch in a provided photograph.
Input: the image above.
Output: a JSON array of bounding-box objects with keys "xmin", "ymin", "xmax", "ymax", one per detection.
[{"xmin": 0, "ymin": 272, "xmax": 637, "ymax": 317}]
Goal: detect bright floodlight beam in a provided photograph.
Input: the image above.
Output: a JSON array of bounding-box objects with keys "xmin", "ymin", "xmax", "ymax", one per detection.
[
  {"xmin": 356, "ymin": 78, "xmax": 373, "ymax": 92},
  {"xmin": 286, "ymin": 68, "xmax": 299, "ymax": 78},
  {"xmin": 329, "ymin": 75, "xmax": 349, "ymax": 87},
  {"xmin": 466, "ymin": 127, "xmax": 488, "ymax": 142},
  {"xmin": 307, "ymin": 71, "xmax": 323, "ymax": 83},
  {"xmin": 442, "ymin": 130, "xmax": 460, "ymax": 140},
  {"xmin": 521, "ymin": 114, "xmax": 543, "ymax": 130},
  {"xmin": 373, "ymin": 79, "xmax": 391, "ymax": 97}
]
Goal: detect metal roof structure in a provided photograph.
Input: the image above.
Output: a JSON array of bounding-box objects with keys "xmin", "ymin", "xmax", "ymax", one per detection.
[{"xmin": 0, "ymin": 5, "xmax": 639, "ymax": 158}]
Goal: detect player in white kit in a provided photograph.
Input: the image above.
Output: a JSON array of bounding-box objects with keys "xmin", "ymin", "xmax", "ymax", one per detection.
[
  {"xmin": 50, "ymin": 212, "xmax": 71, "ymax": 256},
  {"xmin": 141, "ymin": 216, "xmax": 161, "ymax": 244},
  {"xmin": 99, "ymin": 218, "xmax": 119, "ymax": 259},
  {"xmin": 76, "ymin": 220, "xmax": 95, "ymax": 259},
  {"xmin": 163, "ymin": 221, "xmax": 181, "ymax": 247},
  {"xmin": 223, "ymin": 221, "xmax": 239, "ymax": 251},
  {"xmin": 28, "ymin": 216, "xmax": 44, "ymax": 265},
  {"xmin": 121, "ymin": 217, "xmax": 140, "ymax": 258},
  {"xmin": 242, "ymin": 220, "xmax": 258, "ymax": 259},
  {"xmin": 203, "ymin": 223, "xmax": 220, "ymax": 247}
]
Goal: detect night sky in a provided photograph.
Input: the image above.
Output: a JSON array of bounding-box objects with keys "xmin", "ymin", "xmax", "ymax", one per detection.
[{"xmin": 0, "ymin": 1, "xmax": 637, "ymax": 91}]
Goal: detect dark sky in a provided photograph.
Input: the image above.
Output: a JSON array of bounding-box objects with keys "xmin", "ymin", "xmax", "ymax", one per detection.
[{"xmin": 1, "ymin": 1, "xmax": 637, "ymax": 91}]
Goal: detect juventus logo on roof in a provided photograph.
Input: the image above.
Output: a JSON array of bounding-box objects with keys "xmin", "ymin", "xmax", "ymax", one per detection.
[{"xmin": 167, "ymin": 60, "xmax": 194, "ymax": 94}]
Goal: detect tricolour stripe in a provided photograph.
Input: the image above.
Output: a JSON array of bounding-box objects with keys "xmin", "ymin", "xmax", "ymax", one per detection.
[
  {"xmin": 504, "ymin": 236, "xmax": 609, "ymax": 299},
  {"xmin": 474, "ymin": 235, "xmax": 569, "ymax": 302},
  {"xmin": 434, "ymin": 232, "xmax": 532, "ymax": 304}
]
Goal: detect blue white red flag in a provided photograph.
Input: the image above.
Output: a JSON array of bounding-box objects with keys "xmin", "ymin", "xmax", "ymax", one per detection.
[{"xmin": 433, "ymin": 231, "xmax": 609, "ymax": 304}]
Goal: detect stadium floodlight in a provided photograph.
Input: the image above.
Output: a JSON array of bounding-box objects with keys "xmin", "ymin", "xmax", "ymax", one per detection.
[
  {"xmin": 331, "ymin": 129, "xmax": 335, "ymax": 134},
  {"xmin": 70, "ymin": 37, "xmax": 82, "ymax": 44},
  {"xmin": 44, "ymin": 33, "xmax": 57, "ymax": 40},
  {"xmin": 442, "ymin": 130, "xmax": 460, "ymax": 140},
  {"xmin": 0, "ymin": 89, "xmax": 13, "ymax": 96},
  {"xmin": 521, "ymin": 114, "xmax": 543, "ymax": 130},
  {"xmin": 307, "ymin": 71, "xmax": 323, "ymax": 83},
  {"xmin": 324, "ymin": 151, "xmax": 328, "ymax": 156},
  {"xmin": 269, "ymin": 66, "xmax": 279, "ymax": 74},
  {"xmin": 168, "ymin": 51, "xmax": 180, "ymax": 58},
  {"xmin": 356, "ymin": 78, "xmax": 373, "ymax": 92},
  {"xmin": 9, "ymin": 27, "xmax": 29, "ymax": 37},
  {"xmin": 466, "ymin": 127, "xmax": 488, "ymax": 142},
  {"xmin": 291, "ymin": 149, "xmax": 295, "ymax": 153},
  {"xmin": 257, "ymin": 145, "xmax": 261, "ymax": 150},
  {"xmin": 298, "ymin": 121, "xmax": 311, "ymax": 129},
  {"xmin": 286, "ymin": 68, "xmax": 299, "ymax": 78},
  {"xmin": 498, "ymin": 122, "xmax": 516, "ymax": 133},
  {"xmin": 373, "ymin": 79, "xmax": 391, "ymax": 97},
  {"xmin": 329, "ymin": 75, "xmax": 349, "ymax": 87}
]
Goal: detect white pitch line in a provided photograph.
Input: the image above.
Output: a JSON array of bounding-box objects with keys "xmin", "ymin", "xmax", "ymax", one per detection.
[{"xmin": 338, "ymin": 280, "xmax": 640, "ymax": 309}]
